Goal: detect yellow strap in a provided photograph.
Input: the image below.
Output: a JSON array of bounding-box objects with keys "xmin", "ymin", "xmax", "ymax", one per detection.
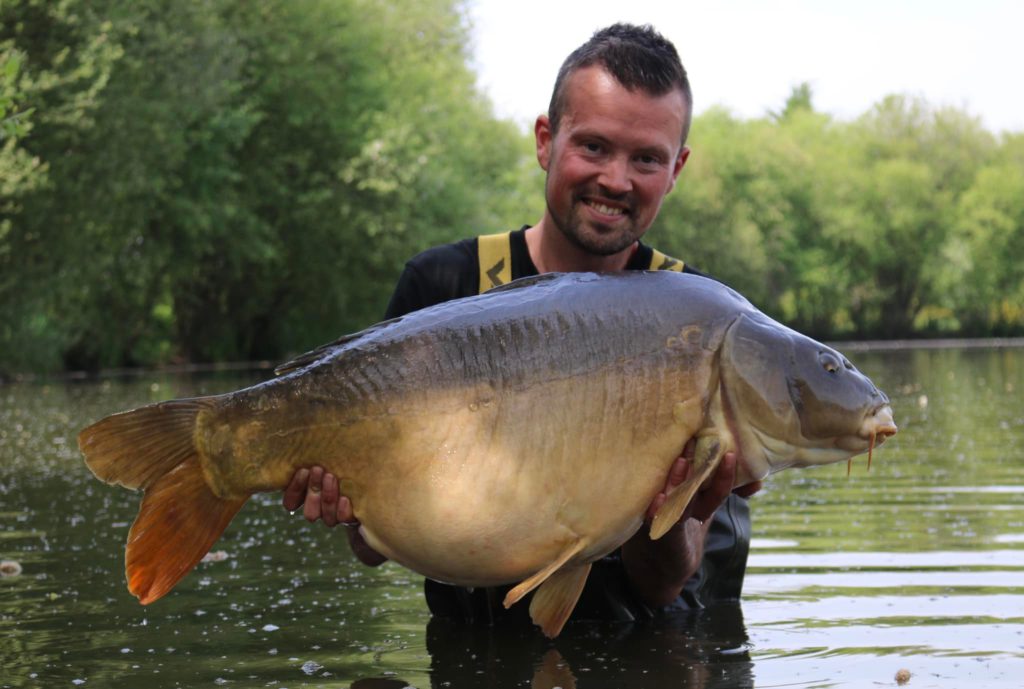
[
  {"xmin": 649, "ymin": 248, "xmax": 685, "ymax": 272},
  {"xmin": 478, "ymin": 232, "xmax": 513, "ymax": 293}
]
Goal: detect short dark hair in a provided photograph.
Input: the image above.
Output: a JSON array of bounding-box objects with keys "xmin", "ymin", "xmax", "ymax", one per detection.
[{"xmin": 548, "ymin": 23, "xmax": 693, "ymax": 144}]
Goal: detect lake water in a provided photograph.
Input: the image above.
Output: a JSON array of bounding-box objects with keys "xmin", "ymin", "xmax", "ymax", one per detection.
[{"xmin": 1, "ymin": 345, "xmax": 1022, "ymax": 688}]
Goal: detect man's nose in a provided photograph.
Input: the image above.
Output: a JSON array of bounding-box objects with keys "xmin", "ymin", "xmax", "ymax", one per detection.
[{"xmin": 597, "ymin": 156, "xmax": 632, "ymax": 196}]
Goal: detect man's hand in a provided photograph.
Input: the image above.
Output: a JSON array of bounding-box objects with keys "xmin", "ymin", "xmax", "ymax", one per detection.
[
  {"xmin": 644, "ymin": 442, "xmax": 762, "ymax": 523},
  {"xmin": 623, "ymin": 440, "xmax": 761, "ymax": 607},
  {"xmin": 283, "ymin": 466, "xmax": 388, "ymax": 566}
]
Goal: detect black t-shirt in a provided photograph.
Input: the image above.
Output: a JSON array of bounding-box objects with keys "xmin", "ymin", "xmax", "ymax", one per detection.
[
  {"xmin": 384, "ymin": 227, "xmax": 750, "ymax": 624},
  {"xmin": 385, "ymin": 226, "xmax": 705, "ymax": 318}
]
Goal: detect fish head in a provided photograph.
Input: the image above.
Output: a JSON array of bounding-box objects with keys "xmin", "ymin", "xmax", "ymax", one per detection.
[{"xmin": 720, "ymin": 313, "xmax": 897, "ymax": 484}]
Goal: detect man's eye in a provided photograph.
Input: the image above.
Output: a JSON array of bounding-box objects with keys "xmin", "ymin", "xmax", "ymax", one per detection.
[{"xmin": 584, "ymin": 142, "xmax": 602, "ymax": 153}]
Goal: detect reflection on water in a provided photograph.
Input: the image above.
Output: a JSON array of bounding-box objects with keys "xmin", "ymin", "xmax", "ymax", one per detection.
[
  {"xmin": 1, "ymin": 346, "xmax": 1023, "ymax": 688},
  {"xmin": 417, "ymin": 604, "xmax": 752, "ymax": 689}
]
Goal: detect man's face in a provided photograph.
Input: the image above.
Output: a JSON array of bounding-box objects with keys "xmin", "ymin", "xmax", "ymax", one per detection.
[{"xmin": 535, "ymin": 66, "xmax": 690, "ymax": 256}]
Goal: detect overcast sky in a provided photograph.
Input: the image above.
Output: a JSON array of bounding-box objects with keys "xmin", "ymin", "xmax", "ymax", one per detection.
[{"xmin": 466, "ymin": 0, "xmax": 1023, "ymax": 134}]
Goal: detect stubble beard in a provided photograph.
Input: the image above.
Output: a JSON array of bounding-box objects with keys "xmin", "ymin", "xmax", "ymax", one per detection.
[{"xmin": 548, "ymin": 194, "xmax": 639, "ymax": 257}]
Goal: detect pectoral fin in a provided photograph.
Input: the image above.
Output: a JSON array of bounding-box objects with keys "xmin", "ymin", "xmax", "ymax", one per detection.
[
  {"xmin": 649, "ymin": 435, "xmax": 725, "ymax": 540},
  {"xmin": 528, "ymin": 562, "xmax": 592, "ymax": 638}
]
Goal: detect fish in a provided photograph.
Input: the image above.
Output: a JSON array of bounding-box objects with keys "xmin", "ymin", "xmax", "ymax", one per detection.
[{"xmin": 78, "ymin": 271, "xmax": 897, "ymax": 637}]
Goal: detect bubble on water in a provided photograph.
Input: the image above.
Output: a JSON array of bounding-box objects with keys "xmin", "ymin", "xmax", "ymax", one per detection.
[
  {"xmin": 301, "ymin": 660, "xmax": 323, "ymax": 675},
  {"xmin": 262, "ymin": 624, "xmax": 280, "ymax": 632}
]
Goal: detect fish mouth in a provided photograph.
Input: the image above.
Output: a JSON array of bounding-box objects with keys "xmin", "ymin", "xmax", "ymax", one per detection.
[
  {"xmin": 862, "ymin": 404, "xmax": 898, "ymax": 444},
  {"xmin": 833, "ymin": 404, "xmax": 897, "ymax": 454},
  {"xmin": 848, "ymin": 404, "xmax": 897, "ymax": 473}
]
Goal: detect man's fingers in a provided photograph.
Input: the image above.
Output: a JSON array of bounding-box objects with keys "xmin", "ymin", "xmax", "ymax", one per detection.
[
  {"xmin": 282, "ymin": 467, "xmax": 309, "ymax": 512},
  {"xmin": 645, "ymin": 493, "xmax": 666, "ymax": 522},
  {"xmin": 689, "ymin": 452, "xmax": 737, "ymax": 523},
  {"xmin": 665, "ymin": 455, "xmax": 690, "ymax": 491},
  {"xmin": 321, "ymin": 473, "xmax": 340, "ymax": 527},
  {"xmin": 302, "ymin": 466, "xmax": 324, "ymax": 523},
  {"xmin": 338, "ymin": 495, "xmax": 357, "ymax": 524},
  {"xmin": 645, "ymin": 450, "xmax": 757, "ymax": 530},
  {"xmin": 706, "ymin": 452, "xmax": 736, "ymax": 493}
]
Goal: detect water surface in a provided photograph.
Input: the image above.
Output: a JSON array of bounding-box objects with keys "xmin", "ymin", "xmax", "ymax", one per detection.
[{"xmin": 1, "ymin": 346, "xmax": 1022, "ymax": 687}]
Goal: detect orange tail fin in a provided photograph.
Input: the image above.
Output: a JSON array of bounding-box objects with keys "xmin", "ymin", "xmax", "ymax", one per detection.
[{"xmin": 78, "ymin": 398, "xmax": 247, "ymax": 604}]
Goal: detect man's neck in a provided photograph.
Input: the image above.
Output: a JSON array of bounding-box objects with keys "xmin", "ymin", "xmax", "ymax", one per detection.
[{"xmin": 524, "ymin": 220, "xmax": 636, "ymax": 274}]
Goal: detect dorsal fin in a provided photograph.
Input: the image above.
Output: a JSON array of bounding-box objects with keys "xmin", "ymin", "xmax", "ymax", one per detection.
[
  {"xmin": 273, "ymin": 316, "xmax": 405, "ymax": 376},
  {"xmin": 482, "ymin": 272, "xmax": 569, "ymax": 295}
]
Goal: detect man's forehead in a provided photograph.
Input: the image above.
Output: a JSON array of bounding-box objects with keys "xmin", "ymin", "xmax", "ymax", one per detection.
[
  {"xmin": 559, "ymin": 67, "xmax": 688, "ymax": 145},
  {"xmin": 566, "ymin": 65, "xmax": 687, "ymax": 101}
]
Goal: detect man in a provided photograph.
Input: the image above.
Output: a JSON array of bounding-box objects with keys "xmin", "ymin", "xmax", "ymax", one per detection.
[{"xmin": 283, "ymin": 23, "xmax": 760, "ymax": 622}]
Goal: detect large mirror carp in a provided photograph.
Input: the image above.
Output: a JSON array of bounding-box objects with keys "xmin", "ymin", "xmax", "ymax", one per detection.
[{"xmin": 79, "ymin": 271, "xmax": 897, "ymax": 637}]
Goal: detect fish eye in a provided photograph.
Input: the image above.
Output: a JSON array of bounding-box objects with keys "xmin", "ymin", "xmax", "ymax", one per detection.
[{"xmin": 818, "ymin": 352, "xmax": 841, "ymax": 374}]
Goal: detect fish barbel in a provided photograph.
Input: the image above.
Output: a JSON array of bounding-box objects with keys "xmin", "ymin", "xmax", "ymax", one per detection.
[{"xmin": 79, "ymin": 271, "xmax": 897, "ymax": 636}]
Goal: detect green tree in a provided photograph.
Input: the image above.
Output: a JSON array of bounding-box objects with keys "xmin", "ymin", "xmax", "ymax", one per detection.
[
  {"xmin": 826, "ymin": 96, "xmax": 996, "ymax": 336},
  {"xmin": 770, "ymin": 81, "xmax": 814, "ymax": 122},
  {"xmin": 946, "ymin": 162, "xmax": 1024, "ymax": 333},
  {"xmin": 1, "ymin": 0, "xmax": 532, "ymax": 374},
  {"xmin": 0, "ymin": 1, "xmax": 122, "ymax": 372}
]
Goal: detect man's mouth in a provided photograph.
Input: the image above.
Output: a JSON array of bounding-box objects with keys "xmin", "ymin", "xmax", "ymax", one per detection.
[{"xmin": 583, "ymin": 199, "xmax": 627, "ymax": 217}]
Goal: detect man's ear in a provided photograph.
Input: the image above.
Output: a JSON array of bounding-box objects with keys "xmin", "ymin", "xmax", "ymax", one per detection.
[
  {"xmin": 667, "ymin": 146, "xmax": 691, "ymax": 192},
  {"xmin": 535, "ymin": 114, "xmax": 553, "ymax": 171}
]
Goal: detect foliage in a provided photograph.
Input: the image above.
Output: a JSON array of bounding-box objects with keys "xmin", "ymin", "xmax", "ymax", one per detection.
[
  {"xmin": 0, "ymin": 0, "xmax": 533, "ymax": 374},
  {"xmin": 653, "ymin": 87, "xmax": 1018, "ymax": 340},
  {"xmin": 0, "ymin": 10, "xmax": 1021, "ymax": 376}
]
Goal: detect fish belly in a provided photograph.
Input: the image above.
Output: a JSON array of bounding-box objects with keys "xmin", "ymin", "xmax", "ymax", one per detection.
[{"xmin": 342, "ymin": 367, "xmax": 701, "ymax": 587}]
